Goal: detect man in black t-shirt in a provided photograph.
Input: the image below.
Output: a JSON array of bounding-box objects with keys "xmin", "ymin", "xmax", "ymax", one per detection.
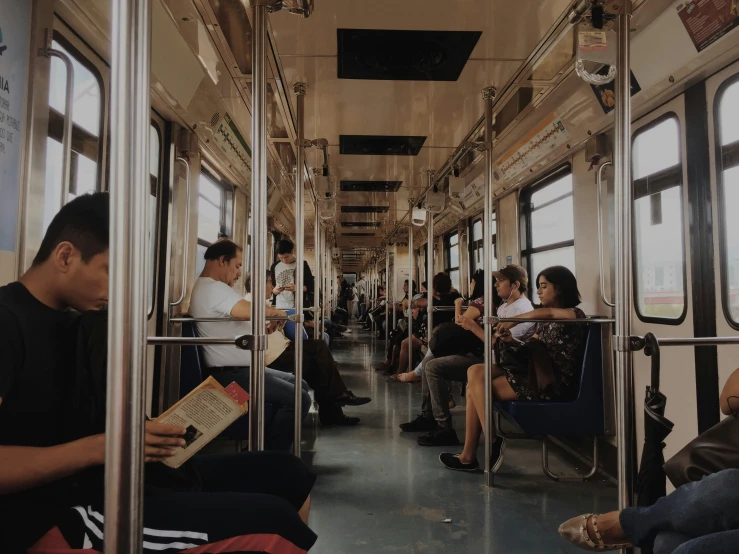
[{"xmin": 0, "ymin": 194, "xmax": 317, "ymax": 553}]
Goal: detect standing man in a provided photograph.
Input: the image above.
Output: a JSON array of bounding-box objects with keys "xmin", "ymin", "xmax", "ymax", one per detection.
[{"xmin": 270, "ymin": 239, "xmax": 314, "ymax": 310}]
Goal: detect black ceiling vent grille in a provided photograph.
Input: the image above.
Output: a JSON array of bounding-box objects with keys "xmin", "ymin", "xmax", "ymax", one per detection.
[
  {"xmin": 340, "ymin": 180, "xmax": 403, "ymax": 192},
  {"xmin": 341, "ymin": 221, "xmax": 382, "ymax": 228},
  {"xmin": 341, "ymin": 206, "xmax": 390, "ymax": 213},
  {"xmin": 341, "ymin": 232, "xmax": 377, "ymax": 237},
  {"xmin": 340, "ymin": 135, "xmax": 426, "ymax": 156},
  {"xmin": 337, "ymin": 29, "xmax": 481, "ymax": 81}
]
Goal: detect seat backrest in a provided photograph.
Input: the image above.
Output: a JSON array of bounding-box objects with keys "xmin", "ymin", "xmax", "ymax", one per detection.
[
  {"xmin": 573, "ymin": 323, "xmax": 603, "ymax": 405},
  {"xmin": 179, "ymin": 317, "xmax": 204, "ymax": 398}
]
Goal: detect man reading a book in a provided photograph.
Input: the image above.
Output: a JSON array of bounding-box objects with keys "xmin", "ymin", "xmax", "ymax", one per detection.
[{"xmin": 0, "ymin": 193, "xmax": 317, "ymax": 553}]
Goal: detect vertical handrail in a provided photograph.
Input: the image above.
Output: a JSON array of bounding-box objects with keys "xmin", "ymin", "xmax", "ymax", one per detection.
[
  {"xmin": 393, "ymin": 244, "xmax": 398, "ymax": 329},
  {"xmin": 613, "ymin": 1, "xmax": 636, "ymax": 541},
  {"xmin": 385, "ymin": 247, "xmax": 390, "ymax": 341},
  {"xmin": 597, "ymin": 160, "xmax": 615, "ymax": 307},
  {"xmin": 170, "ymin": 156, "xmax": 191, "ymax": 308},
  {"xmin": 293, "ymin": 82, "xmax": 307, "ymax": 457},
  {"xmin": 249, "ymin": 0, "xmax": 268, "ymax": 451},
  {"xmin": 408, "ymin": 199, "xmax": 414, "ymax": 372},
  {"xmin": 313, "ymin": 215, "xmax": 321, "ymax": 340},
  {"xmin": 426, "ymin": 170, "xmax": 435, "ymax": 347},
  {"xmin": 46, "ymin": 48, "xmax": 74, "ymax": 208},
  {"xmin": 105, "ymin": 0, "xmax": 151, "ymax": 550},
  {"xmin": 482, "ymin": 86, "xmax": 497, "ymax": 487}
]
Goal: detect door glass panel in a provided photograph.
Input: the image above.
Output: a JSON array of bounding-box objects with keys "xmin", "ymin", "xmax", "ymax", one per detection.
[{"xmin": 718, "ymin": 81, "xmax": 739, "ymax": 324}]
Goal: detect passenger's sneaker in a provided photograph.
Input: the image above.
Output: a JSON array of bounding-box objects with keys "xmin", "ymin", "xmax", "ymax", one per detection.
[
  {"xmin": 489, "ymin": 436, "xmax": 507, "ymax": 473},
  {"xmin": 439, "ymin": 452, "xmax": 480, "ymax": 472},
  {"xmin": 417, "ymin": 428, "xmax": 460, "ymax": 446},
  {"xmin": 399, "ymin": 414, "xmax": 437, "ymax": 432},
  {"xmin": 334, "ymin": 391, "xmax": 371, "ymax": 406}
]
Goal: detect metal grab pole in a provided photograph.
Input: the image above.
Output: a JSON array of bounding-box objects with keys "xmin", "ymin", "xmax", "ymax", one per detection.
[
  {"xmin": 293, "ymin": 82, "xmax": 307, "ymax": 456},
  {"xmin": 408, "ymin": 200, "xmax": 414, "ymax": 371},
  {"xmin": 482, "ymin": 85, "xmax": 497, "ymax": 488},
  {"xmin": 393, "ymin": 244, "xmax": 398, "ymax": 329},
  {"xmin": 249, "ymin": 0, "xmax": 269, "ymax": 451},
  {"xmin": 426, "ymin": 170, "xmax": 435, "ymax": 346},
  {"xmin": 385, "ymin": 248, "xmax": 390, "ymax": 341},
  {"xmin": 597, "ymin": 161, "xmax": 615, "ymax": 308},
  {"xmin": 105, "ymin": 0, "xmax": 150, "ymax": 550},
  {"xmin": 613, "ymin": 1, "xmax": 636, "ymax": 533},
  {"xmin": 313, "ymin": 215, "xmax": 321, "ymax": 340},
  {"xmin": 46, "ymin": 48, "xmax": 74, "ymax": 209}
]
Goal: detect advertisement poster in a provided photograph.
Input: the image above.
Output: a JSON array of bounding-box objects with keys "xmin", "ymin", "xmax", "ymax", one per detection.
[
  {"xmin": 0, "ymin": 1, "xmax": 31, "ymax": 252},
  {"xmin": 677, "ymin": 0, "xmax": 739, "ymax": 53},
  {"xmin": 589, "ymin": 68, "xmax": 642, "ymax": 115}
]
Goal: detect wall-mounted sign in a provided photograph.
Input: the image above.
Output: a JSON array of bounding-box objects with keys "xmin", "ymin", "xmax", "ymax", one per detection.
[
  {"xmin": 590, "ymin": 68, "xmax": 642, "ymax": 115},
  {"xmin": 677, "ymin": 0, "xmax": 739, "ymax": 53},
  {"xmin": 0, "ymin": 1, "xmax": 31, "ymax": 252},
  {"xmin": 212, "ymin": 112, "xmax": 252, "ymax": 181},
  {"xmin": 496, "ymin": 113, "xmax": 570, "ymax": 182}
]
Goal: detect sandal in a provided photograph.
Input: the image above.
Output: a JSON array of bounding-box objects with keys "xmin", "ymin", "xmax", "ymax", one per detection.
[{"xmin": 558, "ymin": 514, "xmax": 632, "ymax": 551}]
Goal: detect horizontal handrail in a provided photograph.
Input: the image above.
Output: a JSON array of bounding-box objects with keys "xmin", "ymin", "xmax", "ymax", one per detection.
[
  {"xmin": 635, "ymin": 336, "xmax": 739, "ymax": 347},
  {"xmin": 170, "ymin": 315, "xmax": 299, "ymax": 323},
  {"xmin": 489, "ymin": 317, "xmax": 615, "ymax": 325},
  {"xmin": 432, "ymin": 306, "xmax": 469, "ymax": 312},
  {"xmin": 147, "ymin": 336, "xmax": 250, "ymax": 348}
]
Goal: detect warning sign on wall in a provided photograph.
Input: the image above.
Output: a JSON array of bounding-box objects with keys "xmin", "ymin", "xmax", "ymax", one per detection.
[{"xmin": 677, "ymin": 0, "xmax": 739, "ymax": 53}]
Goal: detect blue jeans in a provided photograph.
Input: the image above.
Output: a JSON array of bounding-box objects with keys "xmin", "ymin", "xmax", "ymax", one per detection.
[
  {"xmin": 620, "ymin": 469, "xmax": 739, "ymax": 553},
  {"xmin": 206, "ymin": 366, "xmax": 311, "ymax": 451}
]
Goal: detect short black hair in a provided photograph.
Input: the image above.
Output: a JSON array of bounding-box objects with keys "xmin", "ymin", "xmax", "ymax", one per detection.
[
  {"xmin": 470, "ymin": 269, "xmax": 485, "ymax": 299},
  {"xmin": 536, "ymin": 265, "xmax": 581, "ymax": 308},
  {"xmin": 432, "ymin": 272, "xmax": 452, "ymax": 294},
  {"xmin": 276, "ymin": 239, "xmax": 294, "ymax": 255},
  {"xmin": 421, "ymin": 281, "xmax": 428, "ymax": 290},
  {"xmin": 204, "ymin": 239, "xmax": 242, "ymax": 262},
  {"xmin": 33, "ymin": 192, "xmax": 110, "ymax": 266}
]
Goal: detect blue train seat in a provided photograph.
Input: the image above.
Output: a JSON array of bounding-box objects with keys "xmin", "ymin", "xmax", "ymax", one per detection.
[{"xmin": 495, "ymin": 323, "xmax": 605, "ymax": 480}]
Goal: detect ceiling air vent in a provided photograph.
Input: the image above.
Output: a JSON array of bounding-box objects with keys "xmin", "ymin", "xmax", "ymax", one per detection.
[
  {"xmin": 337, "ymin": 29, "xmax": 481, "ymax": 81},
  {"xmin": 341, "ymin": 206, "xmax": 390, "ymax": 213},
  {"xmin": 340, "ymin": 180, "xmax": 402, "ymax": 192},
  {"xmin": 341, "ymin": 221, "xmax": 382, "ymax": 228},
  {"xmin": 340, "ymin": 135, "xmax": 426, "ymax": 156},
  {"xmin": 210, "ymin": 111, "xmax": 221, "ymax": 128}
]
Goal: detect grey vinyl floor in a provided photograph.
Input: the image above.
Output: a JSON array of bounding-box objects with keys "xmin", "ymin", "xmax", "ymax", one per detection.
[{"xmin": 300, "ymin": 322, "xmax": 618, "ymax": 554}]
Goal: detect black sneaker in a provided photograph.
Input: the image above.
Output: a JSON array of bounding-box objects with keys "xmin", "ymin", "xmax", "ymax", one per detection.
[
  {"xmin": 417, "ymin": 428, "xmax": 460, "ymax": 447},
  {"xmin": 320, "ymin": 413, "xmax": 360, "ymax": 426},
  {"xmin": 489, "ymin": 436, "xmax": 507, "ymax": 473},
  {"xmin": 335, "ymin": 391, "xmax": 371, "ymax": 407},
  {"xmin": 439, "ymin": 452, "xmax": 480, "ymax": 472},
  {"xmin": 399, "ymin": 415, "xmax": 437, "ymax": 432}
]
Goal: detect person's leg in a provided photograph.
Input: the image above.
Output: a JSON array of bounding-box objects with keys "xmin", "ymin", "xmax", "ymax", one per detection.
[
  {"xmin": 424, "ymin": 355, "xmax": 480, "ymax": 428},
  {"xmin": 261, "ymin": 369, "xmax": 301, "ymax": 450},
  {"xmin": 299, "ymin": 340, "xmax": 348, "ymax": 405},
  {"xmin": 458, "ymin": 366, "xmax": 483, "ymax": 463},
  {"xmin": 671, "ymin": 529, "xmax": 739, "ymax": 554}
]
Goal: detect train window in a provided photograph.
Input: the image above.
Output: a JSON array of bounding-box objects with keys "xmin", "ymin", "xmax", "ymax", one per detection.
[
  {"xmin": 43, "ymin": 38, "xmax": 103, "ymax": 232},
  {"xmin": 148, "ymin": 124, "xmax": 161, "ymax": 315},
  {"xmin": 632, "ymin": 115, "xmax": 686, "ymax": 323},
  {"xmin": 521, "ymin": 168, "xmax": 575, "ymax": 285},
  {"xmin": 716, "ymin": 79, "xmax": 739, "ymax": 326},
  {"xmin": 445, "ymin": 230, "xmax": 460, "ymax": 291},
  {"xmin": 197, "ymin": 172, "xmax": 225, "ymax": 243},
  {"xmin": 470, "ymin": 213, "xmax": 497, "ymax": 273}
]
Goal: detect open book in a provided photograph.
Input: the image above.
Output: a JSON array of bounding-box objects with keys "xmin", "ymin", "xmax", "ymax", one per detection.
[{"xmin": 155, "ymin": 376, "xmax": 249, "ymax": 468}]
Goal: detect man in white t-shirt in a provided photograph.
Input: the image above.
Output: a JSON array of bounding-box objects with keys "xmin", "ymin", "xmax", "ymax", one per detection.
[{"xmin": 190, "ymin": 239, "xmax": 311, "ymax": 451}]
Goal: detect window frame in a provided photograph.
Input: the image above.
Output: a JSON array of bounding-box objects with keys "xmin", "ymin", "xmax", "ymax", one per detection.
[
  {"xmin": 714, "ymin": 74, "xmax": 739, "ymax": 330},
  {"xmin": 520, "ymin": 164, "xmax": 574, "ymax": 296},
  {"xmin": 444, "ymin": 228, "xmax": 460, "ymax": 287},
  {"xmin": 197, "ymin": 168, "xmax": 234, "ymax": 247},
  {"xmin": 468, "ymin": 212, "xmax": 497, "ymax": 274},
  {"xmin": 49, "ymin": 31, "xmax": 106, "ymax": 194},
  {"xmin": 631, "ymin": 112, "xmax": 688, "ymax": 326}
]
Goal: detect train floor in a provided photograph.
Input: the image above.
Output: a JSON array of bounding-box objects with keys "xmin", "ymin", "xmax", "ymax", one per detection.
[{"xmin": 301, "ymin": 320, "xmax": 619, "ymax": 554}]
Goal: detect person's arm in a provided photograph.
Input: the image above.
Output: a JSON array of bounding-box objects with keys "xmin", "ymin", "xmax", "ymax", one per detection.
[
  {"xmin": 496, "ymin": 307, "xmax": 577, "ymax": 332},
  {"xmin": 230, "ymin": 299, "xmax": 286, "ymax": 321},
  {"xmin": 720, "ymin": 366, "xmax": 739, "ymax": 415},
  {"xmin": 455, "ymin": 314, "xmax": 485, "ymax": 341},
  {"xmin": 462, "ymin": 304, "xmax": 481, "ymax": 321}
]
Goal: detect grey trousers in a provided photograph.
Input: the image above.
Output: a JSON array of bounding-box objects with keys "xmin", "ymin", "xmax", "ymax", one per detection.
[{"xmin": 421, "ymin": 352, "xmax": 483, "ymax": 425}]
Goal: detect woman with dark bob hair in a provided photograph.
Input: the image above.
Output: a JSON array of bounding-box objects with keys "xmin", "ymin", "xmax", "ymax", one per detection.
[{"xmin": 439, "ymin": 265, "xmax": 588, "ymax": 473}]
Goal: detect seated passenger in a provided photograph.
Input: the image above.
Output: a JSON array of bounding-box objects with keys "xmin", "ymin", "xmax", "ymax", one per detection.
[
  {"xmin": 406, "ymin": 265, "xmax": 535, "ymax": 447},
  {"xmin": 189, "ymin": 239, "xmax": 311, "ymax": 451},
  {"xmin": 558, "ymin": 365, "xmax": 739, "ymax": 553},
  {"xmin": 396, "ymin": 272, "xmax": 463, "ymax": 383},
  {"xmin": 0, "ymin": 193, "xmax": 317, "ymax": 553},
  {"xmin": 374, "ymin": 293, "xmax": 426, "ymax": 376},
  {"xmin": 440, "ymin": 265, "xmax": 585, "ymax": 472},
  {"xmin": 260, "ymin": 271, "xmax": 371, "ymax": 426}
]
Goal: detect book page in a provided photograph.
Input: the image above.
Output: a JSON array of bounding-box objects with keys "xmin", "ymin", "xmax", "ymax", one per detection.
[{"xmin": 155, "ymin": 376, "xmax": 248, "ymax": 468}]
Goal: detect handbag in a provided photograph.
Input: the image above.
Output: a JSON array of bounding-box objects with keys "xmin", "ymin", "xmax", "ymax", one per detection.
[
  {"xmin": 428, "ymin": 321, "xmax": 482, "ymax": 358},
  {"xmin": 663, "ymin": 413, "xmax": 739, "ymax": 488},
  {"xmin": 265, "ymin": 329, "xmax": 290, "ymax": 366}
]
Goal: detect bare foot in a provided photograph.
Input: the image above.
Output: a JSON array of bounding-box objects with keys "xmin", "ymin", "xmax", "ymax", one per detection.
[
  {"xmin": 448, "ymin": 398, "xmax": 456, "ymax": 409},
  {"xmin": 397, "ymin": 372, "xmax": 421, "ymax": 383},
  {"xmin": 585, "ymin": 512, "xmax": 628, "ymax": 545}
]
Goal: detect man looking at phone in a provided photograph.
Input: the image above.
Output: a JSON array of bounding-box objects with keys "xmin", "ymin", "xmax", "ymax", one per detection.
[{"xmin": 270, "ymin": 239, "xmax": 314, "ymax": 310}]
